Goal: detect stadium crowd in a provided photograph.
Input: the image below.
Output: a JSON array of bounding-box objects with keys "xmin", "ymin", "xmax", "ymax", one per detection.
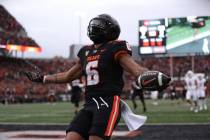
[
  {"xmin": 138, "ymin": 55, "xmax": 210, "ymax": 77},
  {"xmin": 0, "ymin": 56, "xmax": 74, "ymax": 103},
  {"xmin": 0, "ymin": 5, "xmax": 23, "ymax": 33},
  {"xmin": 0, "ymin": 31, "xmax": 39, "ymax": 47},
  {"xmin": 0, "ymin": 5, "xmax": 40, "ymax": 48},
  {"xmin": 0, "ymin": 55, "xmax": 209, "ymax": 104},
  {"xmin": 0, "ymin": 4, "xmax": 209, "ymax": 104}
]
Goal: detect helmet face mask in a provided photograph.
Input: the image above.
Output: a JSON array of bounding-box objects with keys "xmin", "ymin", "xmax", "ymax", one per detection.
[
  {"xmin": 87, "ymin": 14, "xmax": 120, "ymax": 44},
  {"xmin": 186, "ymin": 70, "xmax": 194, "ymax": 78}
]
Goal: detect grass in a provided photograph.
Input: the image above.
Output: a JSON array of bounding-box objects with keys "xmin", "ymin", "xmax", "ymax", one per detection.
[{"xmin": 0, "ymin": 99, "xmax": 210, "ymax": 124}]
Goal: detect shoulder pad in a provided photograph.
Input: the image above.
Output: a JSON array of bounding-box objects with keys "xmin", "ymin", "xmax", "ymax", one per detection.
[
  {"xmin": 82, "ymin": 44, "xmax": 93, "ymax": 50},
  {"xmin": 112, "ymin": 40, "xmax": 127, "ymax": 45},
  {"xmin": 110, "ymin": 40, "xmax": 127, "ymax": 46},
  {"xmin": 83, "ymin": 44, "xmax": 93, "ymax": 48}
]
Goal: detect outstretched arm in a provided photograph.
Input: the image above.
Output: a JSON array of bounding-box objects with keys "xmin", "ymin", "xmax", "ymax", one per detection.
[
  {"xmin": 25, "ymin": 59, "xmax": 83, "ymax": 84},
  {"xmin": 118, "ymin": 54, "xmax": 147, "ymax": 77},
  {"xmin": 44, "ymin": 59, "xmax": 83, "ymax": 84},
  {"xmin": 118, "ymin": 54, "xmax": 170, "ymax": 91}
]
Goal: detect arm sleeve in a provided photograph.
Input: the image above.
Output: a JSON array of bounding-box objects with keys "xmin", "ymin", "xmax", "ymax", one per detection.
[{"xmin": 112, "ymin": 41, "xmax": 132, "ymax": 62}]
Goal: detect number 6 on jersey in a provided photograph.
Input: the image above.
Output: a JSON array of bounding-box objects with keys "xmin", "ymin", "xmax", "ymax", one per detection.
[{"xmin": 86, "ymin": 60, "xmax": 99, "ymax": 86}]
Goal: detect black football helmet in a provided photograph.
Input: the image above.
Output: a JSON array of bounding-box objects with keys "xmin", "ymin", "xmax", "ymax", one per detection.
[{"xmin": 87, "ymin": 14, "xmax": 121, "ymax": 44}]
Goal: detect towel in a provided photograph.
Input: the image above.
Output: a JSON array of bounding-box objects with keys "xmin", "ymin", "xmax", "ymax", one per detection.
[{"xmin": 121, "ymin": 99, "xmax": 147, "ymax": 131}]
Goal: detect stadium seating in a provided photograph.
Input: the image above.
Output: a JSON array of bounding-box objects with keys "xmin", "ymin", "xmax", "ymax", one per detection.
[
  {"xmin": 0, "ymin": 56, "xmax": 209, "ymax": 103},
  {"xmin": 0, "ymin": 5, "xmax": 40, "ymax": 54},
  {"xmin": 0, "ymin": 31, "xmax": 39, "ymax": 47},
  {"xmin": 0, "ymin": 57, "xmax": 74, "ymax": 103},
  {"xmin": 0, "ymin": 4, "xmax": 209, "ymax": 103},
  {"xmin": 136, "ymin": 56, "xmax": 210, "ymax": 78},
  {"xmin": 0, "ymin": 5, "xmax": 23, "ymax": 33}
]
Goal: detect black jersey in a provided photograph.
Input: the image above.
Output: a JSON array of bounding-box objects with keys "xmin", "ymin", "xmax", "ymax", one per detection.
[
  {"xmin": 77, "ymin": 40, "xmax": 132, "ymax": 97},
  {"xmin": 71, "ymin": 79, "xmax": 82, "ymax": 94}
]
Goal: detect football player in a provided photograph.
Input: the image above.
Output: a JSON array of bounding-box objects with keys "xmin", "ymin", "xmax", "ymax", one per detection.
[
  {"xmin": 24, "ymin": 14, "xmax": 170, "ymax": 140},
  {"xmin": 151, "ymin": 90, "xmax": 159, "ymax": 106},
  {"xmin": 131, "ymin": 81, "xmax": 146, "ymax": 112},
  {"xmin": 184, "ymin": 70, "xmax": 198, "ymax": 113},
  {"xmin": 69, "ymin": 78, "xmax": 84, "ymax": 114},
  {"xmin": 196, "ymin": 73, "xmax": 207, "ymax": 111}
]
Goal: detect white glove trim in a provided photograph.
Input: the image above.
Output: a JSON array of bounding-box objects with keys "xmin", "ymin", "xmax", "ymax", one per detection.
[
  {"xmin": 137, "ymin": 75, "xmax": 142, "ymax": 89},
  {"xmin": 43, "ymin": 75, "xmax": 47, "ymax": 83},
  {"xmin": 158, "ymin": 72, "xmax": 163, "ymax": 86}
]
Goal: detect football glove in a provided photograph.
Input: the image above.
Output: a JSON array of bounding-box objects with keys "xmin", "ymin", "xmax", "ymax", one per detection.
[{"xmin": 24, "ymin": 71, "xmax": 44, "ymax": 83}]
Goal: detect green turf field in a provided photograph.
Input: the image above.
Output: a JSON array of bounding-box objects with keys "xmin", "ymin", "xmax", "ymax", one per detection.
[{"xmin": 0, "ymin": 99, "xmax": 210, "ymax": 124}]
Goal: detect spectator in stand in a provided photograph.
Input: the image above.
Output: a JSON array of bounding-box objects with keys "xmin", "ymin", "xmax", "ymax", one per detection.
[
  {"xmin": 0, "ymin": 5, "xmax": 23, "ymax": 33},
  {"xmin": 0, "ymin": 5, "xmax": 39, "ymax": 48},
  {"xmin": 0, "ymin": 57, "xmax": 74, "ymax": 102},
  {"xmin": 0, "ymin": 55, "xmax": 209, "ymax": 103}
]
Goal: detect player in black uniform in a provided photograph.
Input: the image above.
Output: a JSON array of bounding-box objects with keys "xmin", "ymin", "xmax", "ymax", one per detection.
[
  {"xmin": 70, "ymin": 79, "xmax": 84, "ymax": 114},
  {"xmin": 24, "ymin": 14, "xmax": 170, "ymax": 140},
  {"xmin": 131, "ymin": 81, "xmax": 146, "ymax": 112}
]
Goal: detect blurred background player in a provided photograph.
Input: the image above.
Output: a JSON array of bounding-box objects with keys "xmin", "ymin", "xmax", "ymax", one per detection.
[
  {"xmin": 151, "ymin": 90, "xmax": 159, "ymax": 106},
  {"xmin": 196, "ymin": 73, "xmax": 207, "ymax": 111},
  {"xmin": 69, "ymin": 79, "xmax": 84, "ymax": 114},
  {"xmin": 184, "ymin": 70, "xmax": 198, "ymax": 113},
  {"xmin": 47, "ymin": 87, "xmax": 56, "ymax": 105},
  {"xmin": 131, "ymin": 80, "xmax": 146, "ymax": 112}
]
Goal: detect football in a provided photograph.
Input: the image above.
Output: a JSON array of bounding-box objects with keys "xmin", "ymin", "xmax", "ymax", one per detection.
[{"xmin": 138, "ymin": 71, "xmax": 171, "ymax": 91}]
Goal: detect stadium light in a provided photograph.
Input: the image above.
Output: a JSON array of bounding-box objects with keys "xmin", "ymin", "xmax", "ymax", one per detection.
[{"xmin": 74, "ymin": 11, "xmax": 87, "ymax": 45}]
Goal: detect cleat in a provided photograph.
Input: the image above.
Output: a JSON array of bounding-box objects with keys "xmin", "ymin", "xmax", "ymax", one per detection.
[
  {"xmin": 204, "ymin": 105, "xmax": 207, "ymax": 110},
  {"xmin": 199, "ymin": 107, "xmax": 203, "ymax": 111},
  {"xmin": 190, "ymin": 107, "xmax": 194, "ymax": 111},
  {"xmin": 194, "ymin": 108, "xmax": 198, "ymax": 113}
]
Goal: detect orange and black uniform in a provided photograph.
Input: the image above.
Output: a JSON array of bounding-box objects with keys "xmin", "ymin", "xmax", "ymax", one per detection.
[{"xmin": 66, "ymin": 40, "xmax": 132, "ymax": 140}]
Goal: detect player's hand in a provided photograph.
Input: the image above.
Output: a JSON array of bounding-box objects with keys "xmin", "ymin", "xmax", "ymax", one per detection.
[
  {"xmin": 137, "ymin": 71, "xmax": 171, "ymax": 91},
  {"xmin": 24, "ymin": 71, "xmax": 44, "ymax": 83}
]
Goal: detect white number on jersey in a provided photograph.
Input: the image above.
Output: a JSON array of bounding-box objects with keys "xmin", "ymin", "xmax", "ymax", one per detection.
[{"xmin": 86, "ymin": 60, "xmax": 99, "ymax": 86}]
